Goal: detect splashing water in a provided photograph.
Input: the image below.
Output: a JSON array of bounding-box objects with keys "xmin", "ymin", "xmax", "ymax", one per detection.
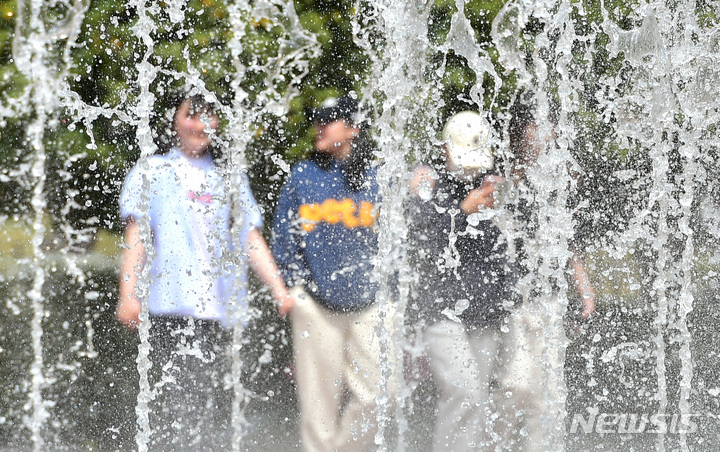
[{"xmin": 1, "ymin": 0, "xmax": 718, "ymax": 451}]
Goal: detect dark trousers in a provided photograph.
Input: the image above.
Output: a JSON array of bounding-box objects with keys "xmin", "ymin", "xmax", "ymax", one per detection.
[{"xmin": 147, "ymin": 316, "xmax": 232, "ymax": 452}]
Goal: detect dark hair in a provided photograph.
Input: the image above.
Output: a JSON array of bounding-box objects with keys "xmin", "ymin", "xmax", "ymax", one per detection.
[
  {"xmin": 508, "ymin": 90, "xmax": 560, "ymax": 172},
  {"xmin": 343, "ymin": 126, "xmax": 376, "ymax": 191},
  {"xmin": 508, "ymin": 90, "xmax": 537, "ymax": 159},
  {"xmin": 154, "ymin": 91, "xmax": 223, "ymax": 162}
]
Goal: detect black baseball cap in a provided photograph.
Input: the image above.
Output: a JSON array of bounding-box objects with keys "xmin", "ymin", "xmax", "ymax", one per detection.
[{"xmin": 310, "ymin": 95, "xmax": 360, "ymax": 125}]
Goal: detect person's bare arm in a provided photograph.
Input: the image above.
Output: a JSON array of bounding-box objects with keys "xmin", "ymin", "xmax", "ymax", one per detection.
[
  {"xmin": 570, "ymin": 252, "xmax": 596, "ymax": 319},
  {"xmin": 117, "ymin": 220, "xmax": 145, "ymax": 329},
  {"xmin": 247, "ymin": 228, "xmax": 295, "ymax": 316}
]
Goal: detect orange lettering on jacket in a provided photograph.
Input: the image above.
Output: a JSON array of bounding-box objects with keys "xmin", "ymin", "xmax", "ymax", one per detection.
[{"xmin": 299, "ymin": 199, "xmax": 376, "ymax": 232}]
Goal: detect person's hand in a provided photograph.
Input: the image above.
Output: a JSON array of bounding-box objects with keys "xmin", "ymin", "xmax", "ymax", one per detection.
[
  {"xmin": 276, "ymin": 289, "xmax": 297, "ymax": 317},
  {"xmin": 116, "ymin": 295, "xmax": 141, "ymax": 329},
  {"xmin": 273, "ymin": 283, "xmax": 297, "ymax": 317},
  {"xmin": 409, "ymin": 165, "xmax": 435, "ymax": 198},
  {"xmin": 460, "ymin": 175, "xmax": 505, "ymax": 214},
  {"xmin": 460, "ymin": 186, "xmax": 493, "ymax": 213}
]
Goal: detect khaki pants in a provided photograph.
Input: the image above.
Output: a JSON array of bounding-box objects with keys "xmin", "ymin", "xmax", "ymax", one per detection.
[
  {"xmin": 498, "ymin": 298, "xmax": 566, "ymax": 451},
  {"xmin": 424, "ymin": 320, "xmax": 500, "ymax": 452},
  {"xmin": 291, "ymin": 288, "xmax": 400, "ymax": 452}
]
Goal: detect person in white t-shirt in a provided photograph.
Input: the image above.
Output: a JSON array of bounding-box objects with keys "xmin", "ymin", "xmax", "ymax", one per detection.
[{"xmin": 116, "ymin": 93, "xmax": 293, "ymax": 451}]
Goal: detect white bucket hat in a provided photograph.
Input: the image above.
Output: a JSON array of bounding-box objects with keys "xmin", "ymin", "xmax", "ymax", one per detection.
[{"xmin": 442, "ymin": 111, "xmax": 494, "ymax": 171}]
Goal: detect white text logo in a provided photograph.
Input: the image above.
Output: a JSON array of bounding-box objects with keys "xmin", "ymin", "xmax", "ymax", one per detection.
[{"xmin": 569, "ymin": 413, "xmax": 699, "ymax": 434}]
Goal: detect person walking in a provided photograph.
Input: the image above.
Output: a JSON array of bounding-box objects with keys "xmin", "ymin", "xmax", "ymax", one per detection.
[
  {"xmin": 272, "ymin": 95, "xmax": 399, "ymax": 452},
  {"xmin": 408, "ymin": 111, "xmax": 519, "ymax": 451},
  {"xmin": 116, "ymin": 91, "xmax": 293, "ymax": 451},
  {"xmin": 497, "ymin": 91, "xmax": 596, "ymax": 451}
]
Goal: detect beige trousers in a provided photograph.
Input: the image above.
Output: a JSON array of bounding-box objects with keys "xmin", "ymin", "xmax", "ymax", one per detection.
[
  {"xmin": 424, "ymin": 320, "xmax": 500, "ymax": 452},
  {"xmin": 291, "ymin": 288, "xmax": 399, "ymax": 452},
  {"xmin": 498, "ymin": 298, "xmax": 566, "ymax": 451}
]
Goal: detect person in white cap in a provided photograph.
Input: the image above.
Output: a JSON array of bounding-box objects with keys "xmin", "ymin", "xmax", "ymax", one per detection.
[{"xmin": 408, "ymin": 111, "xmax": 520, "ymax": 451}]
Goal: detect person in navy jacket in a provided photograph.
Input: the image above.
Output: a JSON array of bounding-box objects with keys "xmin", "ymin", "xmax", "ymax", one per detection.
[{"xmin": 272, "ymin": 95, "xmax": 398, "ymax": 452}]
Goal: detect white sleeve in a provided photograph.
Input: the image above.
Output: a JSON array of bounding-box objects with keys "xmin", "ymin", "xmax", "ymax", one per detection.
[
  {"xmin": 119, "ymin": 162, "xmax": 149, "ymax": 221},
  {"xmin": 236, "ymin": 173, "xmax": 263, "ymax": 230}
]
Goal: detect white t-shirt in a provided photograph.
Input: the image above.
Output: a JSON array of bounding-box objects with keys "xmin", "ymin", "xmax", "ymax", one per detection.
[{"xmin": 120, "ymin": 148, "xmax": 262, "ymax": 326}]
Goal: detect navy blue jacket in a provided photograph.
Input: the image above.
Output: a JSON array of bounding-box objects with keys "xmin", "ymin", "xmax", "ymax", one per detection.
[
  {"xmin": 272, "ymin": 158, "xmax": 380, "ymax": 311},
  {"xmin": 409, "ymin": 171, "xmax": 518, "ymax": 327}
]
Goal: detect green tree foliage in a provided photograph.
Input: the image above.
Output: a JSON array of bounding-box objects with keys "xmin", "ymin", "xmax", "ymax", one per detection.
[
  {"xmin": 1, "ymin": 0, "xmax": 715, "ymax": 239},
  {"xmin": 0, "ymin": 0, "xmax": 514, "ymax": 239}
]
